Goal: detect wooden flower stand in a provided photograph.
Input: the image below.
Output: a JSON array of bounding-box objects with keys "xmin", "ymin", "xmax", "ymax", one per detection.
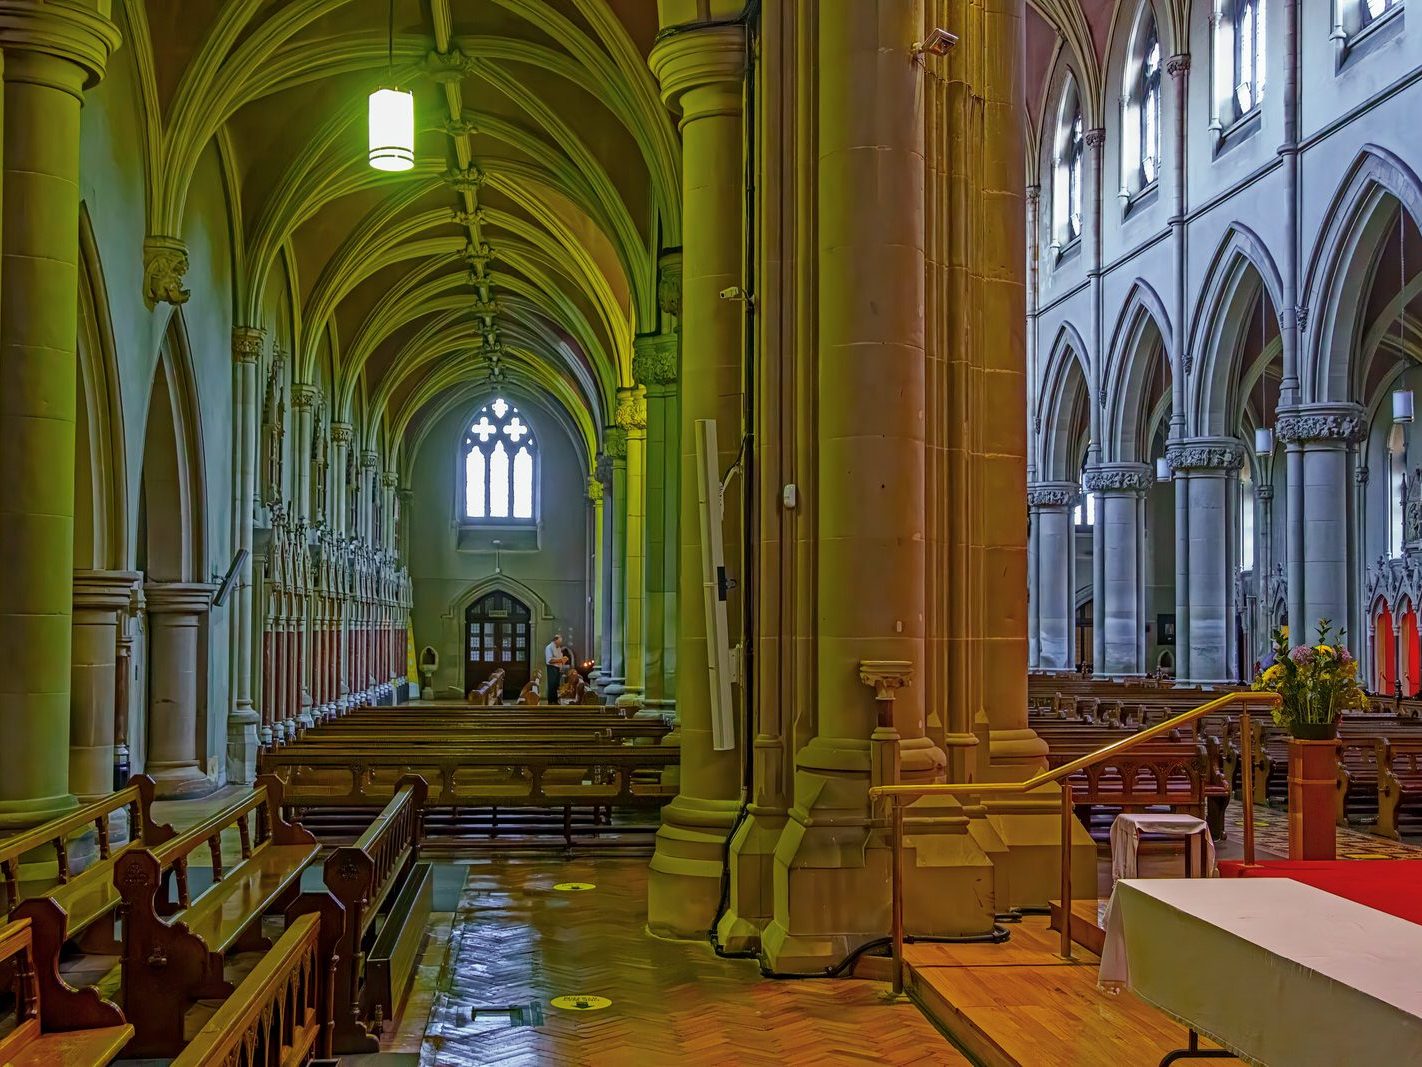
[{"xmin": 1288, "ymin": 739, "xmax": 1339, "ymax": 860}]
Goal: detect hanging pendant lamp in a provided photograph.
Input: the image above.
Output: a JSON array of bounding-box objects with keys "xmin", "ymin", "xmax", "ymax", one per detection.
[
  {"xmin": 368, "ymin": 1, "xmax": 413, "ymax": 171},
  {"xmin": 1254, "ymin": 426, "xmax": 1274, "ymax": 455},
  {"xmin": 1155, "ymin": 456, "xmax": 1171, "ymax": 482},
  {"xmin": 1395, "ymin": 388, "xmax": 1415, "ymax": 425}
]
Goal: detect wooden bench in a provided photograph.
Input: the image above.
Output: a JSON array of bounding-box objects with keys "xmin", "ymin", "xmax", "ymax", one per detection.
[
  {"xmin": 1, "ymin": 775, "xmax": 172, "ymax": 920},
  {"xmin": 321, "ymin": 774, "xmax": 428, "ymax": 1053},
  {"xmin": 519, "ymin": 675, "xmax": 541, "ymax": 705},
  {"xmin": 114, "ymin": 777, "xmax": 320, "ymax": 1056},
  {"xmin": 261, "ymin": 746, "xmax": 678, "ymax": 846},
  {"xmin": 0, "ymin": 917, "xmax": 133, "ymax": 1066},
  {"xmin": 170, "ymin": 898, "xmax": 341, "ymax": 1067},
  {"xmin": 1336, "ymin": 737, "xmax": 1384, "ymax": 827},
  {"xmin": 1050, "ymin": 742, "xmax": 1216, "ymax": 837},
  {"xmin": 466, "ymin": 669, "xmax": 505, "ymax": 705},
  {"xmin": 1378, "ymin": 736, "xmax": 1422, "ymax": 839}
]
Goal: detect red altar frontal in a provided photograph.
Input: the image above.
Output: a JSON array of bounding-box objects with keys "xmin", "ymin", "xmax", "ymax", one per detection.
[{"xmin": 1219, "ymin": 859, "xmax": 1422, "ymax": 925}]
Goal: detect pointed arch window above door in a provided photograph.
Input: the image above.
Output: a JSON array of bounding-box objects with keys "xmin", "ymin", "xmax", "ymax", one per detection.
[{"xmin": 462, "ymin": 397, "xmax": 539, "ymax": 523}]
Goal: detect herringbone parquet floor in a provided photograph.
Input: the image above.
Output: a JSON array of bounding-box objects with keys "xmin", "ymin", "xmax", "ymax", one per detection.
[{"xmin": 419, "ymin": 857, "xmax": 968, "ymax": 1066}]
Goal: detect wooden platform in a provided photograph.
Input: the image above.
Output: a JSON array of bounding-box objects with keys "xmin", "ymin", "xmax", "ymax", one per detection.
[
  {"xmin": 1048, "ymin": 897, "xmax": 1108, "ymax": 956},
  {"xmin": 905, "ymin": 917, "xmax": 1219, "ymax": 1067}
]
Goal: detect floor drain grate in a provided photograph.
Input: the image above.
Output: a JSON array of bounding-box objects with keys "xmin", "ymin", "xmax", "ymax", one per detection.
[{"xmin": 467, "ymin": 1002, "xmax": 544, "ymax": 1029}]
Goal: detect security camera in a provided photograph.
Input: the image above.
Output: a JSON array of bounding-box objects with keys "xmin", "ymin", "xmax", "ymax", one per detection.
[
  {"xmin": 720, "ymin": 286, "xmax": 745, "ymax": 301},
  {"xmin": 913, "ymin": 28, "xmax": 958, "ymax": 57}
]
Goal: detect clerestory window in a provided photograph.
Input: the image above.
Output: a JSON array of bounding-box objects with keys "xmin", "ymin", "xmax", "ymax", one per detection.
[{"xmin": 462, "ymin": 397, "xmax": 538, "ymax": 523}]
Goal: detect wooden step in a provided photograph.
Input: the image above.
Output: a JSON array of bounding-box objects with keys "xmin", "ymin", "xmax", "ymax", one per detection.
[{"xmin": 1048, "ymin": 897, "xmax": 1106, "ymax": 956}]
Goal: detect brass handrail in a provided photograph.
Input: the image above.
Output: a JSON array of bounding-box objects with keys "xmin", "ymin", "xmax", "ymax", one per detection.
[{"xmin": 869, "ymin": 690, "xmax": 1280, "ymax": 994}]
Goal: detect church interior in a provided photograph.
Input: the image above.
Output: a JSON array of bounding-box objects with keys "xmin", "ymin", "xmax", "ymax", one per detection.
[{"xmin": 1, "ymin": 0, "xmax": 1421, "ymax": 1064}]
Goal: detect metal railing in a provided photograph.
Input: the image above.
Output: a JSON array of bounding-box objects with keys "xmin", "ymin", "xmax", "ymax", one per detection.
[{"xmin": 868, "ymin": 690, "xmax": 1281, "ymax": 994}]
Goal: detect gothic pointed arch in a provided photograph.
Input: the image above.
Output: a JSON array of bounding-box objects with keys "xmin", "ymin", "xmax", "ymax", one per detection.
[
  {"xmin": 1187, "ymin": 224, "xmax": 1286, "ymax": 436},
  {"xmin": 76, "ymin": 203, "xmax": 129, "ymax": 570},
  {"xmin": 1102, "ymin": 280, "xmax": 1172, "ymax": 463},
  {"xmin": 1304, "ymin": 146, "xmax": 1422, "ymax": 404},
  {"xmin": 1037, "ymin": 323, "xmax": 1093, "ymax": 481}
]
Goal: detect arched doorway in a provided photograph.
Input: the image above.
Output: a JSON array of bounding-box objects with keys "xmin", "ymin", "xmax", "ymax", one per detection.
[
  {"xmin": 1374, "ymin": 600, "xmax": 1397, "ymax": 696},
  {"xmin": 1402, "ymin": 603, "xmax": 1421, "ymax": 699},
  {"xmin": 465, "ymin": 590, "xmax": 532, "ymax": 698}
]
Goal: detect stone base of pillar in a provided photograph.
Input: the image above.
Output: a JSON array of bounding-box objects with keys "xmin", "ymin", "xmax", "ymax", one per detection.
[
  {"xmin": 714, "ymin": 804, "xmax": 787, "ymax": 953},
  {"xmin": 0, "ymin": 793, "xmax": 78, "ymax": 835},
  {"xmin": 147, "ymin": 762, "xmax": 216, "ymax": 800},
  {"xmin": 614, "ymin": 687, "xmax": 645, "ymax": 710},
  {"xmin": 226, "ymin": 705, "xmax": 261, "ymax": 786},
  {"xmin": 978, "ymin": 792, "xmax": 1096, "ymax": 911},
  {"xmin": 603, "ymin": 678, "xmax": 626, "ymax": 699},
  {"xmin": 647, "ymin": 794, "xmax": 743, "ymax": 938},
  {"xmin": 760, "ymin": 790, "xmax": 996, "ymax": 974}
]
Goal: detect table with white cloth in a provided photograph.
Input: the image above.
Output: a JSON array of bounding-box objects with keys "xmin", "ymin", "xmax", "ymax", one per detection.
[
  {"xmin": 1109, "ymin": 812, "xmax": 1215, "ymax": 883},
  {"xmin": 1100, "ymin": 877, "xmax": 1422, "ymax": 1065}
]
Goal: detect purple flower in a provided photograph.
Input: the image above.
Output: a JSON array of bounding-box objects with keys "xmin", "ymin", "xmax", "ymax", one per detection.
[
  {"xmin": 1339, "ymin": 648, "xmax": 1355, "ymax": 665},
  {"xmin": 1290, "ymin": 646, "xmax": 1316, "ymax": 665}
]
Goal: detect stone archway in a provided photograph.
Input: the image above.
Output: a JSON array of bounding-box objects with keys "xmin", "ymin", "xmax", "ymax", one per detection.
[{"xmin": 139, "ymin": 314, "xmax": 215, "ymax": 798}]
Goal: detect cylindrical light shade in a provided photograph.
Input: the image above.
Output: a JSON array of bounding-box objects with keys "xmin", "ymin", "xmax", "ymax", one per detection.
[
  {"xmin": 1394, "ymin": 388, "xmax": 1415, "ymax": 424},
  {"xmin": 368, "ymin": 88, "xmax": 414, "ymax": 171},
  {"xmin": 1155, "ymin": 457, "xmax": 1171, "ymax": 482},
  {"xmin": 1254, "ymin": 426, "xmax": 1274, "ymax": 455}
]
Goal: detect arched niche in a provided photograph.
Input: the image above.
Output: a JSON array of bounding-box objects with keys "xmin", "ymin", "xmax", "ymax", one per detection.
[{"xmin": 137, "ymin": 313, "xmax": 206, "ymax": 582}]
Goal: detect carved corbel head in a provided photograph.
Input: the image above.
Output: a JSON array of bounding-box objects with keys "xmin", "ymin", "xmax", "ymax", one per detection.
[{"xmin": 143, "ymin": 235, "xmax": 191, "ymax": 310}]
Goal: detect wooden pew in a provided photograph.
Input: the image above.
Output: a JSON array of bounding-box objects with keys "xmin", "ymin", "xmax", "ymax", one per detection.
[
  {"xmin": 1, "ymin": 775, "xmax": 172, "ymax": 919},
  {"xmin": 0, "ymin": 917, "xmax": 133, "ymax": 1066},
  {"xmin": 170, "ymin": 897, "xmax": 342, "ymax": 1067},
  {"xmin": 519, "ymin": 675, "xmax": 541, "ymax": 705},
  {"xmin": 321, "ymin": 774, "xmax": 428, "ymax": 1053},
  {"xmin": 261, "ymin": 746, "xmax": 678, "ymax": 846},
  {"xmin": 1378, "ymin": 737, "xmax": 1422, "ymax": 839},
  {"xmin": 115, "ymin": 777, "xmax": 320, "ymax": 1057}
]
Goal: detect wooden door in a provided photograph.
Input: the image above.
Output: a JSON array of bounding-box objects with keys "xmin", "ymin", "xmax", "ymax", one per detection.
[{"xmin": 465, "ymin": 592, "xmax": 532, "ymax": 698}]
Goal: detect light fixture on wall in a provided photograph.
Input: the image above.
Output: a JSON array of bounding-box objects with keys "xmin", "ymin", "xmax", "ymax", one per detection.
[
  {"xmin": 1155, "ymin": 456, "xmax": 1171, "ymax": 482},
  {"xmin": 368, "ymin": 1, "xmax": 414, "ymax": 171}
]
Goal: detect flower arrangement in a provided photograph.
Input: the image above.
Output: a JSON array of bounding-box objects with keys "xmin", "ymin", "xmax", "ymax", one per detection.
[{"xmin": 1250, "ymin": 619, "xmax": 1365, "ymax": 739}]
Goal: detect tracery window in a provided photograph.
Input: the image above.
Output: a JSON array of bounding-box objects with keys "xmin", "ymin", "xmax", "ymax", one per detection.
[
  {"xmin": 1053, "ymin": 81, "xmax": 1086, "ymax": 245},
  {"xmin": 1137, "ymin": 21, "xmax": 1162, "ymax": 186},
  {"xmin": 1230, "ymin": 0, "xmax": 1265, "ymax": 118},
  {"xmin": 462, "ymin": 397, "xmax": 538, "ymax": 523},
  {"xmin": 1360, "ymin": 0, "xmax": 1399, "ymax": 28}
]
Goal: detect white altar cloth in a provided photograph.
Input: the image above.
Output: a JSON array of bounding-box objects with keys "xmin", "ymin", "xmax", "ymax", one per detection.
[
  {"xmin": 1108, "ymin": 812, "xmax": 1215, "ymax": 882},
  {"xmin": 1100, "ymin": 877, "xmax": 1422, "ymax": 1065}
]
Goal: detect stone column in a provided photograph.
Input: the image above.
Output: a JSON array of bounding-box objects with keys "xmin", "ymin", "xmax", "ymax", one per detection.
[
  {"xmin": 603, "ymin": 427, "xmax": 628, "ymax": 697},
  {"xmin": 143, "ymin": 583, "xmax": 217, "ymax": 798},
  {"xmin": 381, "ymin": 472, "xmax": 398, "ymax": 554},
  {"xmin": 1278, "ymin": 404, "xmax": 1364, "ymax": 636},
  {"xmin": 647, "ymin": 21, "xmax": 746, "ymax": 933},
  {"xmin": 71, "ymin": 571, "xmax": 139, "ymax": 802},
  {"xmin": 1028, "ymin": 483, "xmax": 1079, "ymax": 671},
  {"xmin": 0, "ymin": 7, "xmax": 120, "ymax": 831},
  {"xmin": 330, "ymin": 423, "xmax": 352, "ymax": 535},
  {"xmin": 587, "ymin": 475, "xmax": 605, "ymax": 677},
  {"xmin": 1086, "ymin": 464, "xmax": 1152, "ymax": 676},
  {"xmin": 292, "ymin": 385, "xmax": 318, "ymax": 521},
  {"xmin": 616, "ymin": 387, "xmax": 648, "ymax": 708},
  {"xmin": 1169, "ymin": 438, "xmax": 1244, "ymax": 682},
  {"xmin": 1254, "ymin": 482, "xmax": 1275, "ymax": 662},
  {"xmin": 634, "ymin": 332, "xmax": 679, "ymax": 710},
  {"xmin": 361, "ymin": 450, "xmax": 379, "ymax": 544},
  {"xmin": 228, "ymin": 327, "xmax": 262, "ymax": 782}
]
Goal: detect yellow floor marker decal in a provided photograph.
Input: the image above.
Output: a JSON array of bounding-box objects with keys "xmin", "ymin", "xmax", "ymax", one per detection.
[
  {"xmin": 551, "ymin": 995, "xmax": 612, "ymax": 1011},
  {"xmin": 553, "ymin": 882, "xmax": 596, "ymax": 892}
]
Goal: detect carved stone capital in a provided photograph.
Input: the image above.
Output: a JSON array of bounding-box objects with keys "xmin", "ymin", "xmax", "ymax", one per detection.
[
  {"xmin": 595, "ymin": 452, "xmax": 613, "ymax": 484},
  {"xmin": 633, "ymin": 333, "xmax": 678, "ymax": 386},
  {"xmin": 0, "ymin": 3, "xmax": 121, "ymax": 87},
  {"xmin": 858, "ymin": 660, "xmax": 914, "ymax": 700},
  {"xmin": 292, "ymin": 384, "xmax": 321, "ymax": 410},
  {"xmin": 1166, "ymin": 53, "xmax": 1191, "ymax": 77},
  {"xmin": 381, "ymin": 471, "xmax": 400, "ymax": 489},
  {"xmin": 1084, "ymin": 127, "xmax": 1107, "ymax": 150},
  {"xmin": 587, "ymin": 476, "xmax": 604, "ymax": 503},
  {"xmin": 1275, "ymin": 404, "xmax": 1365, "ymax": 444},
  {"xmin": 657, "ymin": 251, "xmax": 683, "ymax": 320},
  {"xmin": 1166, "ymin": 438, "xmax": 1245, "ymax": 472},
  {"xmin": 1255, "ymin": 483, "xmax": 1275, "ymax": 500},
  {"xmin": 1355, "ymin": 466, "xmax": 1370, "ymax": 486},
  {"xmin": 1027, "ymin": 481, "xmax": 1079, "ymax": 508},
  {"xmin": 143, "ymin": 235, "xmax": 191, "ymax": 310},
  {"xmin": 330, "ymin": 422, "xmax": 354, "ymax": 446},
  {"xmin": 603, "ymin": 426, "xmax": 628, "ymax": 460},
  {"xmin": 615, "ymin": 388, "xmax": 648, "ymax": 432},
  {"xmin": 232, "ymin": 326, "xmax": 264, "ymax": 364},
  {"xmin": 1083, "ymin": 463, "xmax": 1153, "ymax": 494},
  {"xmin": 361, "ymin": 450, "xmax": 380, "ymax": 470},
  {"xmin": 648, "ymin": 24, "xmax": 746, "ymax": 116}
]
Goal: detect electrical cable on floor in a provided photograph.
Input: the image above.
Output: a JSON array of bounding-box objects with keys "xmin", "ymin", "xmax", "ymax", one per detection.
[{"xmin": 757, "ymin": 925, "xmax": 1013, "ymax": 981}]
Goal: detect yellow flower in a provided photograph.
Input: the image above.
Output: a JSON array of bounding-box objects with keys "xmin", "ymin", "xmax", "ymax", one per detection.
[
  {"xmin": 1261, "ymin": 664, "xmax": 1284, "ymax": 684},
  {"xmin": 1280, "ymin": 626, "xmax": 1290, "ymax": 639}
]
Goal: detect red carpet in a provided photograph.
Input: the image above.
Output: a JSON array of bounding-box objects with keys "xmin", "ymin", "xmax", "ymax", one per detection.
[{"xmin": 1219, "ymin": 859, "xmax": 1422, "ymax": 925}]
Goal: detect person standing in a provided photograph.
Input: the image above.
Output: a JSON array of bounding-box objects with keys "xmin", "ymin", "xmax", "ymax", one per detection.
[{"xmin": 544, "ymin": 632, "xmax": 568, "ymax": 698}]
